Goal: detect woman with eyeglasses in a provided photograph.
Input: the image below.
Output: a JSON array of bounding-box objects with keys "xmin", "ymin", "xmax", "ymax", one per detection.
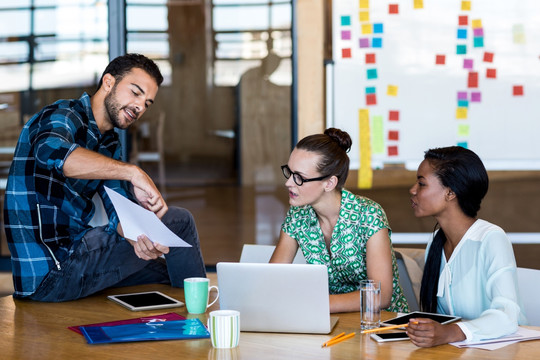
[{"xmin": 270, "ymin": 128, "xmax": 409, "ymax": 313}]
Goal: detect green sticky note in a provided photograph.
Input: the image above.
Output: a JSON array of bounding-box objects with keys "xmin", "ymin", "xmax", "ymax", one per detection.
[
  {"xmin": 372, "ymin": 115, "xmax": 384, "ymax": 154},
  {"xmin": 474, "ymin": 37, "xmax": 484, "ymax": 47},
  {"xmin": 341, "ymin": 16, "xmax": 351, "ymax": 26},
  {"xmin": 367, "ymin": 69, "xmax": 378, "ymax": 80},
  {"xmin": 456, "ymin": 44, "xmax": 467, "ymax": 55}
]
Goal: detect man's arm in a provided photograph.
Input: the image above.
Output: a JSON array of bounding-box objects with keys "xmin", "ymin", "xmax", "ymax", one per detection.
[{"xmin": 63, "ymin": 147, "xmax": 167, "ymax": 218}]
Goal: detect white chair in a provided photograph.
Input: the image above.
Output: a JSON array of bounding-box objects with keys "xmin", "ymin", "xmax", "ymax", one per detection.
[
  {"xmin": 517, "ymin": 267, "xmax": 540, "ymax": 326},
  {"xmin": 239, "ymin": 244, "xmax": 306, "ymax": 264}
]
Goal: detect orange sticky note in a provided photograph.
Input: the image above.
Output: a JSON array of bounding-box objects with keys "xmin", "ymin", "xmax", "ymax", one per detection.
[
  {"xmin": 366, "ymin": 53, "xmax": 376, "ymax": 64},
  {"xmin": 436, "ymin": 54, "xmax": 446, "ymax": 65},
  {"xmin": 342, "ymin": 48, "xmax": 352, "ymax": 58},
  {"xmin": 388, "ymin": 130, "xmax": 399, "ymax": 141},
  {"xmin": 486, "ymin": 68, "xmax": 497, "ymax": 79},
  {"xmin": 389, "ymin": 110, "xmax": 400, "ymax": 121},
  {"xmin": 483, "ymin": 52, "xmax": 494, "ymax": 62},
  {"xmin": 388, "ymin": 146, "xmax": 399, "ymax": 156},
  {"xmin": 513, "ymin": 85, "xmax": 524, "ymax": 96},
  {"xmin": 389, "ymin": 4, "xmax": 399, "ymax": 14},
  {"xmin": 468, "ymin": 72, "xmax": 478, "ymax": 88}
]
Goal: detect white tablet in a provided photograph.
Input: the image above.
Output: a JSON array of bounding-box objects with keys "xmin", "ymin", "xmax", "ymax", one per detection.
[
  {"xmin": 107, "ymin": 291, "xmax": 184, "ymax": 311},
  {"xmin": 382, "ymin": 311, "xmax": 461, "ymax": 326},
  {"xmin": 370, "ymin": 332, "xmax": 409, "ymax": 342}
]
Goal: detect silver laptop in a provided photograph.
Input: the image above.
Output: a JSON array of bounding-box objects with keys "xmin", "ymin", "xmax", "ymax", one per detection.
[{"xmin": 216, "ymin": 262, "xmax": 339, "ymax": 334}]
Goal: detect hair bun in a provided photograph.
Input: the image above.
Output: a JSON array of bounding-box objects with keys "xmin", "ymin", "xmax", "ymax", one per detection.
[{"xmin": 324, "ymin": 128, "xmax": 352, "ymax": 153}]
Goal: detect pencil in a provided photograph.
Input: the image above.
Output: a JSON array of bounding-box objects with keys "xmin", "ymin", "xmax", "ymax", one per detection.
[
  {"xmin": 360, "ymin": 323, "xmax": 410, "ymax": 334},
  {"xmin": 321, "ymin": 332, "xmax": 345, "ymax": 347},
  {"xmin": 323, "ymin": 332, "xmax": 356, "ymax": 347}
]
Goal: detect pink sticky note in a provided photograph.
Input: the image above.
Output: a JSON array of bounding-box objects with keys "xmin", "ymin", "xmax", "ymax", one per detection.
[
  {"xmin": 341, "ymin": 30, "xmax": 351, "ymax": 40},
  {"xmin": 471, "ymin": 92, "xmax": 481, "ymax": 102},
  {"xmin": 457, "ymin": 91, "xmax": 468, "ymax": 100},
  {"xmin": 359, "ymin": 38, "xmax": 370, "ymax": 48},
  {"xmin": 463, "ymin": 59, "xmax": 474, "ymax": 69},
  {"xmin": 473, "ymin": 28, "xmax": 484, "ymax": 37}
]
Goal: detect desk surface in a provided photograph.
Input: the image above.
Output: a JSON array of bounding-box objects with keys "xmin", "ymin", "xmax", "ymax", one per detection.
[{"xmin": 1, "ymin": 281, "xmax": 539, "ymax": 360}]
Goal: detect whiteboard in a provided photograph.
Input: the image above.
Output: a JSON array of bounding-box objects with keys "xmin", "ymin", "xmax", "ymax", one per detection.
[{"xmin": 330, "ymin": 0, "xmax": 540, "ymax": 170}]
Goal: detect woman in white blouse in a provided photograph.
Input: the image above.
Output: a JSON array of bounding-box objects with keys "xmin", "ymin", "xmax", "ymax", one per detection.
[{"xmin": 406, "ymin": 146, "xmax": 527, "ymax": 347}]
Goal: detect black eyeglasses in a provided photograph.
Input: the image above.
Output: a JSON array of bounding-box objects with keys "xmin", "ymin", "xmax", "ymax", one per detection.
[{"xmin": 281, "ymin": 165, "xmax": 330, "ymax": 186}]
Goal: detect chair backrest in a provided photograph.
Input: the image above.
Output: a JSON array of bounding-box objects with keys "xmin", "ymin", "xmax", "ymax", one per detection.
[
  {"xmin": 395, "ymin": 250, "xmax": 420, "ymax": 311},
  {"xmin": 517, "ymin": 267, "xmax": 540, "ymax": 326},
  {"xmin": 239, "ymin": 244, "xmax": 306, "ymax": 264}
]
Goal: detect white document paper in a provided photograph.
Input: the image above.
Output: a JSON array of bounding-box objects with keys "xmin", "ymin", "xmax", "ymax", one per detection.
[
  {"xmin": 104, "ymin": 187, "xmax": 191, "ymax": 247},
  {"xmin": 450, "ymin": 327, "xmax": 540, "ymax": 350}
]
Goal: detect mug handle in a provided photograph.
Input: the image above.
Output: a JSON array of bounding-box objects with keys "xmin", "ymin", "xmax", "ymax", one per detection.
[{"xmin": 207, "ymin": 285, "xmax": 219, "ymax": 308}]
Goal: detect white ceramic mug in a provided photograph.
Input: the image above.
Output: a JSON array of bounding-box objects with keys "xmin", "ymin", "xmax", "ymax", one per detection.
[{"xmin": 207, "ymin": 310, "xmax": 240, "ymax": 348}]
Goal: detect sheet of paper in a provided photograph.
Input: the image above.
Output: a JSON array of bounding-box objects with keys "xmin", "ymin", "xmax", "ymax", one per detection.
[
  {"xmin": 450, "ymin": 327, "xmax": 540, "ymax": 350},
  {"xmin": 104, "ymin": 187, "xmax": 191, "ymax": 247}
]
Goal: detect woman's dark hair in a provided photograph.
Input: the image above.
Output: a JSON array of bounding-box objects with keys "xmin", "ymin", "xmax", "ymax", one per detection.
[
  {"xmin": 419, "ymin": 146, "xmax": 489, "ymax": 312},
  {"xmin": 96, "ymin": 53, "xmax": 163, "ymax": 92},
  {"xmin": 295, "ymin": 128, "xmax": 352, "ymax": 190}
]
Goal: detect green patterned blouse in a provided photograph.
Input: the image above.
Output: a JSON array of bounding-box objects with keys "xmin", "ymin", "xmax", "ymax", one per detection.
[{"xmin": 281, "ymin": 188, "xmax": 409, "ymax": 312}]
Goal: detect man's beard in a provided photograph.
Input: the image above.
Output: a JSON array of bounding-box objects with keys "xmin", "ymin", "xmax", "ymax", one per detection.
[{"xmin": 104, "ymin": 85, "xmax": 137, "ymax": 129}]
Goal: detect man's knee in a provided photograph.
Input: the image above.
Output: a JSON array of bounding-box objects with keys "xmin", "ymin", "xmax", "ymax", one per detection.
[{"xmin": 162, "ymin": 206, "xmax": 199, "ymax": 245}]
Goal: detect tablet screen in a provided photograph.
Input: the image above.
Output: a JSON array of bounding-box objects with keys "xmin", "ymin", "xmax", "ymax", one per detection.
[
  {"xmin": 383, "ymin": 311, "xmax": 460, "ymax": 325},
  {"xmin": 108, "ymin": 291, "xmax": 184, "ymax": 311}
]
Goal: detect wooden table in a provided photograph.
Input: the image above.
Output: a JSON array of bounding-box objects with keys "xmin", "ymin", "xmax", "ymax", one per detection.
[{"xmin": 1, "ymin": 281, "xmax": 539, "ymax": 360}]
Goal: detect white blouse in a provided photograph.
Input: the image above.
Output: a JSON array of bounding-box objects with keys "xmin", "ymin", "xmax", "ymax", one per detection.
[{"xmin": 426, "ymin": 219, "xmax": 528, "ymax": 342}]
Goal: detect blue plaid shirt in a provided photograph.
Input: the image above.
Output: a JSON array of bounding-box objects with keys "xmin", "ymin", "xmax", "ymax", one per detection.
[{"xmin": 3, "ymin": 93, "xmax": 135, "ymax": 297}]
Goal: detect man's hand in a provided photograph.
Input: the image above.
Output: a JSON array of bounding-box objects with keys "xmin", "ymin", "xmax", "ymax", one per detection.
[
  {"xmin": 130, "ymin": 167, "xmax": 168, "ymax": 218},
  {"xmin": 127, "ymin": 235, "xmax": 170, "ymax": 260}
]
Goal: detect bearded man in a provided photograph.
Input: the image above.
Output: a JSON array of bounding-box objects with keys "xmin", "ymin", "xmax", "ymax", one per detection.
[{"xmin": 4, "ymin": 53, "xmax": 205, "ymax": 301}]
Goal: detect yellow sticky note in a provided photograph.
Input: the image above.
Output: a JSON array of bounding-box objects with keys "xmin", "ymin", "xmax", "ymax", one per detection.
[
  {"xmin": 372, "ymin": 115, "xmax": 384, "ymax": 154},
  {"xmin": 362, "ymin": 23, "xmax": 373, "ymax": 35},
  {"xmin": 458, "ymin": 124, "xmax": 470, "ymax": 137},
  {"xmin": 456, "ymin": 107, "xmax": 468, "ymax": 119},
  {"xmin": 387, "ymin": 85, "xmax": 398, "ymax": 96},
  {"xmin": 414, "ymin": 0, "xmax": 424, "ymax": 9},
  {"xmin": 358, "ymin": 108, "xmax": 373, "ymax": 189},
  {"xmin": 359, "ymin": 11, "xmax": 370, "ymax": 22},
  {"xmin": 461, "ymin": 1, "xmax": 471, "ymax": 11},
  {"xmin": 514, "ymin": 33, "xmax": 526, "ymax": 44},
  {"xmin": 359, "ymin": 0, "xmax": 369, "ymax": 9},
  {"xmin": 358, "ymin": 168, "xmax": 373, "ymax": 189},
  {"xmin": 471, "ymin": 19, "xmax": 482, "ymax": 29}
]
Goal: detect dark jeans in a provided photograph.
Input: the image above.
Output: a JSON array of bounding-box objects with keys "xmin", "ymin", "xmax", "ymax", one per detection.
[{"xmin": 29, "ymin": 207, "xmax": 206, "ymax": 302}]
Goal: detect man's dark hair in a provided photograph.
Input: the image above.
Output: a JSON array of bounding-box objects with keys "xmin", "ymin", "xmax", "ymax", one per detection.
[{"xmin": 96, "ymin": 53, "xmax": 163, "ymax": 92}]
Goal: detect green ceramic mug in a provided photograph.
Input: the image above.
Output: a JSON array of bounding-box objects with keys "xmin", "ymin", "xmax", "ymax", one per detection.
[{"xmin": 184, "ymin": 277, "xmax": 219, "ymax": 314}]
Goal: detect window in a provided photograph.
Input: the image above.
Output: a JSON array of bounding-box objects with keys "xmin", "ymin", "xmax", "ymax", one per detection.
[
  {"xmin": 126, "ymin": 0, "xmax": 171, "ymax": 86},
  {"xmin": 0, "ymin": 1, "xmax": 109, "ymax": 93},
  {"xmin": 212, "ymin": 0, "xmax": 292, "ymax": 86}
]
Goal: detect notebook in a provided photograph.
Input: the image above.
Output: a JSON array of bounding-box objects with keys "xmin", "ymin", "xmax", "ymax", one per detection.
[{"xmin": 216, "ymin": 262, "xmax": 339, "ymax": 334}]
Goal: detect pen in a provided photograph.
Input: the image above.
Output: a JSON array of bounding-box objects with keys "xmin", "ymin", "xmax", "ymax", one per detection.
[
  {"xmin": 360, "ymin": 322, "xmax": 417, "ymax": 334},
  {"xmin": 322, "ymin": 332, "xmax": 356, "ymax": 347}
]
